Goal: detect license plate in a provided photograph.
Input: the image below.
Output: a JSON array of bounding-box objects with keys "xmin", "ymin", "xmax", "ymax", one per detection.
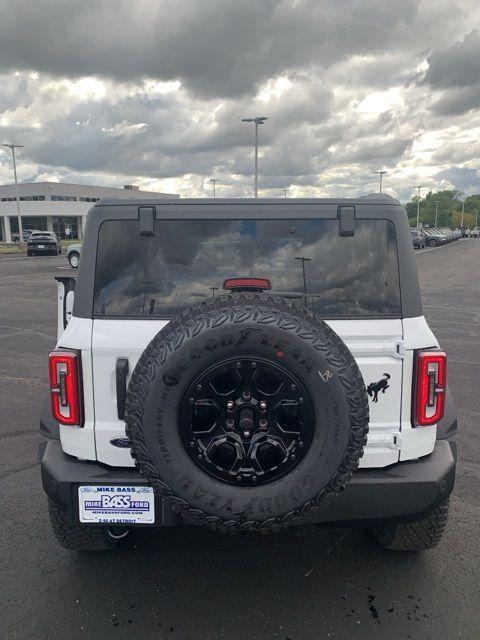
[
  {"xmin": 38, "ymin": 245, "xmax": 45, "ymax": 248},
  {"xmin": 78, "ymin": 485, "xmax": 155, "ymax": 524}
]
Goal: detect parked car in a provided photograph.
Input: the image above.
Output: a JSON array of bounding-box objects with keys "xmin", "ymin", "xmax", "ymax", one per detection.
[
  {"xmin": 423, "ymin": 227, "xmax": 459, "ymax": 246},
  {"xmin": 11, "ymin": 228, "xmax": 40, "ymax": 242},
  {"xmin": 424, "ymin": 229, "xmax": 446, "ymax": 246},
  {"xmin": 410, "ymin": 228, "xmax": 425, "ymax": 249},
  {"xmin": 41, "ymin": 195, "xmax": 456, "ymax": 552},
  {"xmin": 23, "ymin": 229, "xmax": 42, "ymax": 241},
  {"xmin": 442, "ymin": 228, "xmax": 455, "ymax": 242},
  {"xmin": 27, "ymin": 231, "xmax": 61, "ymax": 256},
  {"xmin": 66, "ymin": 243, "xmax": 81, "ymax": 268}
]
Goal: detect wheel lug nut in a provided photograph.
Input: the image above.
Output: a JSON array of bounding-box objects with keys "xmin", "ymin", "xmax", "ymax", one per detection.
[
  {"xmin": 298, "ymin": 441, "xmax": 304, "ymax": 448},
  {"xmin": 251, "ymin": 362, "xmax": 257, "ymax": 368},
  {"xmin": 198, "ymin": 454, "xmax": 203, "ymax": 459},
  {"xmin": 252, "ymin": 476, "xmax": 257, "ymax": 482},
  {"xmin": 196, "ymin": 384, "xmax": 202, "ymax": 391},
  {"xmin": 243, "ymin": 430, "xmax": 250, "ymax": 437},
  {"xmin": 298, "ymin": 397, "xmax": 304, "ymax": 404},
  {"xmin": 259, "ymin": 401, "xmax": 267, "ymax": 410},
  {"xmin": 290, "ymin": 384, "xmax": 297, "ymax": 391},
  {"xmin": 259, "ymin": 419, "xmax": 268, "ymax": 428},
  {"xmin": 291, "ymin": 454, "xmax": 296, "ymax": 460},
  {"xmin": 189, "ymin": 397, "xmax": 195, "ymax": 404},
  {"xmin": 226, "ymin": 418, "xmax": 234, "ymax": 428},
  {"xmin": 236, "ymin": 476, "xmax": 242, "ymax": 482},
  {"xmin": 189, "ymin": 441, "xmax": 195, "ymax": 448},
  {"xmin": 227, "ymin": 401, "xmax": 234, "ymax": 410},
  {"xmin": 235, "ymin": 362, "xmax": 241, "ymax": 368},
  {"xmin": 243, "ymin": 391, "xmax": 251, "ymax": 400}
]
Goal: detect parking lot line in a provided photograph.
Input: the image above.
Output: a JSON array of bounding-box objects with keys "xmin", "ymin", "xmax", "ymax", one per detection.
[
  {"xmin": 416, "ymin": 241, "xmax": 467, "ymax": 254},
  {"xmin": 0, "ymin": 255, "xmax": 63, "ymax": 261},
  {"xmin": 0, "ymin": 255, "xmax": 30, "ymax": 261}
]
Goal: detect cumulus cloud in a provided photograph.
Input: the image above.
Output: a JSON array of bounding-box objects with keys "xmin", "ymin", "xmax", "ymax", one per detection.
[
  {"xmin": 436, "ymin": 167, "xmax": 480, "ymax": 194},
  {"xmin": 0, "ymin": 0, "xmax": 440, "ymax": 98},
  {"xmin": 0, "ymin": 0, "xmax": 479, "ymax": 198},
  {"xmin": 423, "ymin": 29, "xmax": 480, "ymax": 89}
]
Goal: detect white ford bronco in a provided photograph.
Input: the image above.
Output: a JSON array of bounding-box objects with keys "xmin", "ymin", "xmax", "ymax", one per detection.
[{"xmin": 40, "ymin": 196, "xmax": 457, "ymax": 551}]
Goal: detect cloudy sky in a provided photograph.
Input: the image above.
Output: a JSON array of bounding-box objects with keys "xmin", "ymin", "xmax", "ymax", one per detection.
[{"xmin": 1, "ymin": 0, "xmax": 480, "ymax": 200}]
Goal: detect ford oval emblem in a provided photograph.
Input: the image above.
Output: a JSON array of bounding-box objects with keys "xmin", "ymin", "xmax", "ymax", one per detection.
[{"xmin": 110, "ymin": 437, "xmax": 131, "ymax": 448}]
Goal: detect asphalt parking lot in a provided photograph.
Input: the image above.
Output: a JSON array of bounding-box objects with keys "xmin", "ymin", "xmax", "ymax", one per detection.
[{"xmin": 1, "ymin": 243, "xmax": 479, "ymax": 640}]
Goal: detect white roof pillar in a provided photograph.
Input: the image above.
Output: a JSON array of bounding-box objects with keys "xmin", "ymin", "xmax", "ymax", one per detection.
[{"xmin": 2, "ymin": 215, "xmax": 12, "ymax": 243}]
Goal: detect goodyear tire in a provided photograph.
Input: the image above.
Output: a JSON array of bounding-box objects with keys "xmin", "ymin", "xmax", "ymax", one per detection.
[
  {"xmin": 372, "ymin": 499, "xmax": 450, "ymax": 551},
  {"xmin": 48, "ymin": 499, "xmax": 117, "ymax": 551},
  {"xmin": 126, "ymin": 294, "xmax": 369, "ymax": 533}
]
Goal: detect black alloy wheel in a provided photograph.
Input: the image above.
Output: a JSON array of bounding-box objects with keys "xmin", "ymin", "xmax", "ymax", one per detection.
[
  {"xmin": 126, "ymin": 293, "xmax": 369, "ymax": 532},
  {"xmin": 179, "ymin": 357, "xmax": 315, "ymax": 486}
]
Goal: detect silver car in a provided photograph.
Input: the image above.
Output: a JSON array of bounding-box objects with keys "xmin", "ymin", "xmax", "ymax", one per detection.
[{"xmin": 66, "ymin": 243, "xmax": 81, "ymax": 268}]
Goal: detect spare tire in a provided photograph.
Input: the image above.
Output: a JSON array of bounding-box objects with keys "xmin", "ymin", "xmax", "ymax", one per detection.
[{"xmin": 126, "ymin": 293, "xmax": 369, "ymax": 533}]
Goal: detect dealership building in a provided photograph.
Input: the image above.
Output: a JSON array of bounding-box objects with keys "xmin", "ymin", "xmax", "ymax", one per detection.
[{"xmin": 0, "ymin": 182, "xmax": 178, "ymax": 242}]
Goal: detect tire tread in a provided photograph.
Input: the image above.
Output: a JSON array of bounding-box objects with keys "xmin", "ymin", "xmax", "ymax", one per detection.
[
  {"xmin": 373, "ymin": 499, "xmax": 449, "ymax": 551},
  {"xmin": 126, "ymin": 293, "xmax": 369, "ymax": 533},
  {"xmin": 48, "ymin": 499, "xmax": 117, "ymax": 551}
]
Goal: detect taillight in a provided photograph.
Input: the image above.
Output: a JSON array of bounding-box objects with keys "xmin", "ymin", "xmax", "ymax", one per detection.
[
  {"xmin": 413, "ymin": 350, "xmax": 446, "ymax": 426},
  {"xmin": 223, "ymin": 277, "xmax": 271, "ymax": 291},
  {"xmin": 49, "ymin": 350, "xmax": 84, "ymax": 426}
]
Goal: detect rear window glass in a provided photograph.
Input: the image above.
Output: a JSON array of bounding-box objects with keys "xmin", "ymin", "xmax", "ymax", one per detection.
[{"xmin": 93, "ymin": 218, "xmax": 401, "ymax": 318}]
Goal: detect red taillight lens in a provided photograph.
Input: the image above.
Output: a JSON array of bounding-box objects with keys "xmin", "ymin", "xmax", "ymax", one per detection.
[
  {"xmin": 49, "ymin": 350, "xmax": 84, "ymax": 426},
  {"xmin": 223, "ymin": 277, "xmax": 271, "ymax": 291},
  {"xmin": 414, "ymin": 350, "xmax": 446, "ymax": 426}
]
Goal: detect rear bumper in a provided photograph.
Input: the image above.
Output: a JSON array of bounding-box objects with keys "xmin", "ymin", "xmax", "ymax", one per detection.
[
  {"xmin": 28, "ymin": 246, "xmax": 57, "ymax": 254},
  {"xmin": 40, "ymin": 439, "xmax": 456, "ymax": 528}
]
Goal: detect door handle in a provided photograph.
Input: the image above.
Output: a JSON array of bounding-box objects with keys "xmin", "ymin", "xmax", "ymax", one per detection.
[{"xmin": 116, "ymin": 358, "xmax": 129, "ymax": 420}]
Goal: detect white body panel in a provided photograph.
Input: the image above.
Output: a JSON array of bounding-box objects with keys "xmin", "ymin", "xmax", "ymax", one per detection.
[
  {"xmin": 56, "ymin": 317, "xmax": 96, "ymax": 460},
  {"xmin": 91, "ymin": 319, "xmax": 168, "ymax": 466},
  {"xmin": 327, "ymin": 319, "xmax": 404, "ymax": 468},
  {"xmin": 398, "ymin": 316, "xmax": 439, "ymax": 460},
  {"xmin": 58, "ymin": 303, "xmax": 440, "ymax": 469}
]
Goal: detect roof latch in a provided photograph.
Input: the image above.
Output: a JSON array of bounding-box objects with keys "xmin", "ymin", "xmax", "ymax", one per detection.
[
  {"xmin": 338, "ymin": 206, "xmax": 355, "ymax": 237},
  {"xmin": 138, "ymin": 206, "xmax": 155, "ymax": 237}
]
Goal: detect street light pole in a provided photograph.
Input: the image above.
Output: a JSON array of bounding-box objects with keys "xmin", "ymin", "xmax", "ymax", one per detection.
[
  {"xmin": 374, "ymin": 170, "xmax": 387, "ymax": 193},
  {"xmin": 282, "ymin": 188, "xmax": 288, "ymax": 198},
  {"xmin": 433, "ymin": 200, "xmax": 440, "ymax": 228},
  {"xmin": 2, "ymin": 143, "xmax": 24, "ymax": 242},
  {"xmin": 414, "ymin": 185, "xmax": 424, "ymax": 229},
  {"xmin": 209, "ymin": 179, "xmax": 219, "ymax": 198},
  {"xmin": 294, "ymin": 256, "xmax": 312, "ymax": 308},
  {"xmin": 460, "ymin": 197, "xmax": 465, "ymax": 228},
  {"xmin": 241, "ymin": 116, "xmax": 268, "ymax": 198},
  {"xmin": 254, "ymin": 122, "xmax": 258, "ymax": 198}
]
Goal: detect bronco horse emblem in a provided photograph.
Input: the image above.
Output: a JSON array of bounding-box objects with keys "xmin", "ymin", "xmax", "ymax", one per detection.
[{"xmin": 367, "ymin": 373, "xmax": 391, "ymax": 403}]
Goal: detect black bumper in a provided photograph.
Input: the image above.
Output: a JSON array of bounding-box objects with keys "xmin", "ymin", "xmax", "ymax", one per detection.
[
  {"xmin": 28, "ymin": 246, "xmax": 57, "ymax": 254},
  {"xmin": 40, "ymin": 439, "xmax": 456, "ymax": 528}
]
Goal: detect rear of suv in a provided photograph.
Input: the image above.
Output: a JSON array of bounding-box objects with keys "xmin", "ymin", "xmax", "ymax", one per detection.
[
  {"xmin": 27, "ymin": 231, "xmax": 61, "ymax": 256},
  {"xmin": 40, "ymin": 196, "xmax": 457, "ymax": 552}
]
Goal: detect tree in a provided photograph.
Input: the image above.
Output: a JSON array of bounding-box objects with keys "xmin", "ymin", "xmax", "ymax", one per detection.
[{"xmin": 404, "ymin": 189, "xmax": 479, "ymax": 228}]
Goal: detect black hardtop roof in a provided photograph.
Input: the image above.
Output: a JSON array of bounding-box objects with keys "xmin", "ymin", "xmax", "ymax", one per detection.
[
  {"xmin": 74, "ymin": 191, "xmax": 421, "ymax": 319},
  {"xmin": 94, "ymin": 194, "xmax": 401, "ymax": 207}
]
